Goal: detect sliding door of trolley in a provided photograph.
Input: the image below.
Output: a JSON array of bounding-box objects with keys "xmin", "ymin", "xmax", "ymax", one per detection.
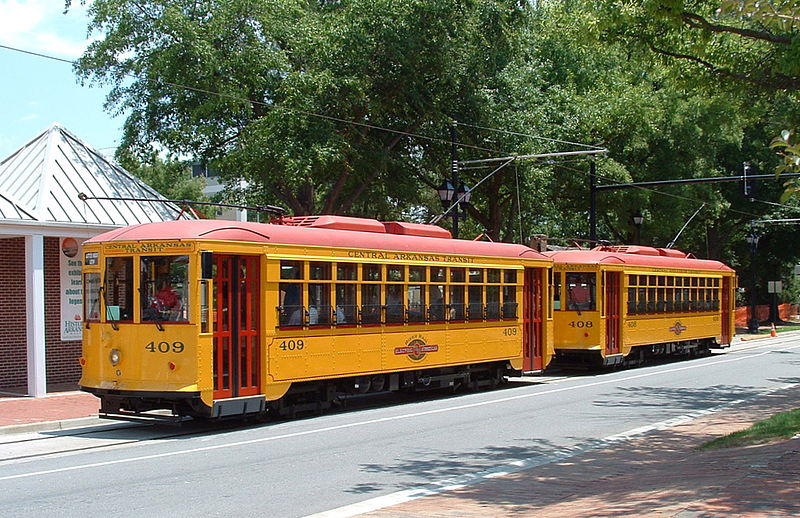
[
  {"xmin": 213, "ymin": 255, "xmax": 261, "ymax": 399},
  {"xmin": 604, "ymin": 271, "xmax": 621, "ymax": 355},
  {"xmin": 523, "ymin": 268, "xmax": 544, "ymax": 372},
  {"xmin": 721, "ymin": 277, "xmax": 732, "ymax": 345}
]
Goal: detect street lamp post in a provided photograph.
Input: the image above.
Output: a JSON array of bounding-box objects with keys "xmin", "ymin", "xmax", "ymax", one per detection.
[
  {"xmin": 437, "ymin": 122, "xmax": 471, "ymax": 239},
  {"xmin": 632, "ymin": 210, "xmax": 644, "ymax": 245},
  {"xmin": 436, "ymin": 179, "xmax": 471, "ymax": 239},
  {"xmin": 746, "ymin": 230, "xmax": 760, "ymax": 333}
]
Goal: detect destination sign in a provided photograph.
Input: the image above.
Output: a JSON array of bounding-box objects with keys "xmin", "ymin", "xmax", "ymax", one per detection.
[{"xmin": 104, "ymin": 242, "xmax": 195, "ymax": 254}]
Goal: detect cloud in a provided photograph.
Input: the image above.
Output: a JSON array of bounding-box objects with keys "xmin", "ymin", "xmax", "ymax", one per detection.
[{"xmin": 0, "ymin": 0, "xmax": 94, "ymax": 59}]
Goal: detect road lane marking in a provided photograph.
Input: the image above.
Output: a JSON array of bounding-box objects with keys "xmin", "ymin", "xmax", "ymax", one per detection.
[{"xmin": 2, "ymin": 341, "xmax": 799, "ymax": 482}]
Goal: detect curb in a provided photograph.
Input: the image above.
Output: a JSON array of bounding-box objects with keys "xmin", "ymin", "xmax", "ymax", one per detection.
[{"xmin": 0, "ymin": 416, "xmax": 106, "ymax": 436}]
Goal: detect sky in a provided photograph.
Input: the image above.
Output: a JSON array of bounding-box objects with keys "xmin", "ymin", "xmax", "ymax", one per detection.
[{"xmin": 0, "ymin": 0, "xmax": 121, "ymax": 159}]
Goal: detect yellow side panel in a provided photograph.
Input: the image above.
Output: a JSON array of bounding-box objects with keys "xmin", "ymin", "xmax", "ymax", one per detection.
[
  {"xmin": 622, "ymin": 313, "xmax": 724, "ymax": 353},
  {"xmin": 267, "ymin": 323, "xmax": 522, "ymax": 382}
]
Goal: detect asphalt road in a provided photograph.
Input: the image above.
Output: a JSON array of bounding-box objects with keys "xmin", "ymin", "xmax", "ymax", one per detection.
[{"xmin": 1, "ymin": 335, "xmax": 799, "ymax": 518}]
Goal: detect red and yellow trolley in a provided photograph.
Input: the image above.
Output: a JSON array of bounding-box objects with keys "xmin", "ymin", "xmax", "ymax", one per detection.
[
  {"xmin": 545, "ymin": 245, "xmax": 736, "ymax": 367},
  {"xmin": 80, "ymin": 216, "xmax": 554, "ymax": 420}
]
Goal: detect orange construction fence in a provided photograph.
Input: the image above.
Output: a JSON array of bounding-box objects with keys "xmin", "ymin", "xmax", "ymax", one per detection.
[{"xmin": 735, "ymin": 303, "xmax": 799, "ymax": 328}]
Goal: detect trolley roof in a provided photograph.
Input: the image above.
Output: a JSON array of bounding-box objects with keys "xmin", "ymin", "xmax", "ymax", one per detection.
[
  {"xmin": 86, "ymin": 219, "xmax": 550, "ymax": 261},
  {"xmin": 544, "ymin": 246, "xmax": 733, "ymax": 272}
]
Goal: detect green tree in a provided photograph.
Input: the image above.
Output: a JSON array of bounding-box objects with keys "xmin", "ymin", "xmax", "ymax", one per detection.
[
  {"xmin": 118, "ymin": 150, "xmax": 208, "ymax": 206},
  {"xmin": 69, "ymin": 0, "xmax": 534, "ymax": 229}
]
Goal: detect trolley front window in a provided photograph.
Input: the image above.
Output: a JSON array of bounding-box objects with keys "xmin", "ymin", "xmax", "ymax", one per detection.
[
  {"xmin": 84, "ymin": 272, "xmax": 101, "ymax": 322},
  {"xmin": 105, "ymin": 257, "xmax": 133, "ymax": 321},
  {"xmin": 141, "ymin": 255, "xmax": 189, "ymax": 322},
  {"xmin": 566, "ymin": 272, "xmax": 595, "ymax": 311}
]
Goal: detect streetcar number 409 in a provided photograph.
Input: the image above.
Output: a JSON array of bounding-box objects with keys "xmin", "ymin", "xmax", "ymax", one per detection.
[{"xmin": 145, "ymin": 341, "xmax": 185, "ymax": 353}]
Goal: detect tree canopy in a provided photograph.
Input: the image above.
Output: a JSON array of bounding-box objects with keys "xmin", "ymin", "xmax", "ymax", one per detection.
[{"xmin": 66, "ymin": 0, "xmax": 800, "ymax": 300}]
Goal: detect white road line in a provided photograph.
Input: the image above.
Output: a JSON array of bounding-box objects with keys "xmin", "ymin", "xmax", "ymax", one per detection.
[
  {"xmin": 2, "ymin": 341, "xmax": 799, "ymax": 483},
  {"xmin": 306, "ymin": 381, "xmax": 799, "ymax": 518}
]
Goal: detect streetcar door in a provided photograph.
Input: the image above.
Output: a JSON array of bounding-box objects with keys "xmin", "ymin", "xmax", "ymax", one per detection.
[
  {"xmin": 523, "ymin": 267, "xmax": 544, "ymax": 372},
  {"xmin": 721, "ymin": 277, "xmax": 732, "ymax": 345},
  {"xmin": 213, "ymin": 255, "xmax": 261, "ymax": 399},
  {"xmin": 604, "ymin": 271, "xmax": 621, "ymax": 355}
]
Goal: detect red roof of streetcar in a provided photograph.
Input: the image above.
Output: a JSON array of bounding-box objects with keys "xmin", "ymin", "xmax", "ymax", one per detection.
[
  {"xmin": 87, "ymin": 219, "xmax": 549, "ymax": 261},
  {"xmin": 545, "ymin": 246, "xmax": 733, "ymax": 272}
]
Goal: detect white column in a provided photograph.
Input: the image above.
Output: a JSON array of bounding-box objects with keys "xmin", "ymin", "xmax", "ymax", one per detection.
[{"xmin": 25, "ymin": 234, "xmax": 46, "ymax": 397}]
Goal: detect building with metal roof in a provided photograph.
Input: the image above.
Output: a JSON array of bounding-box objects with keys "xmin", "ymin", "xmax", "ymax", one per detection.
[{"xmin": 0, "ymin": 123, "xmax": 192, "ymax": 397}]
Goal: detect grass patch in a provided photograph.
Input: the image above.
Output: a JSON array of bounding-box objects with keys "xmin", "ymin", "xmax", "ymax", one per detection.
[{"xmin": 700, "ymin": 408, "xmax": 800, "ymax": 450}]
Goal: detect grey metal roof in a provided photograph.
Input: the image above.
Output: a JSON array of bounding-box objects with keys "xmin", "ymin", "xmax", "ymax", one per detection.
[{"xmin": 0, "ymin": 123, "xmax": 192, "ymax": 226}]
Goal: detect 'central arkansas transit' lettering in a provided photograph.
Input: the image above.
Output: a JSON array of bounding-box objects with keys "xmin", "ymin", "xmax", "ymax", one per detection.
[{"xmin": 347, "ymin": 250, "xmax": 475, "ymax": 263}]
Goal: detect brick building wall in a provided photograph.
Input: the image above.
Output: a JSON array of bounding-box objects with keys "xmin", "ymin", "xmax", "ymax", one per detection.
[
  {"xmin": 45, "ymin": 236, "xmax": 82, "ymax": 386},
  {"xmin": 0, "ymin": 236, "xmax": 83, "ymax": 392},
  {"xmin": 0, "ymin": 237, "xmax": 28, "ymax": 390}
]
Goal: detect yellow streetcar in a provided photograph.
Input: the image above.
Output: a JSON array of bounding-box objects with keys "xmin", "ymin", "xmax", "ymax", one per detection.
[
  {"xmin": 545, "ymin": 245, "xmax": 736, "ymax": 367},
  {"xmin": 79, "ymin": 216, "xmax": 553, "ymax": 421}
]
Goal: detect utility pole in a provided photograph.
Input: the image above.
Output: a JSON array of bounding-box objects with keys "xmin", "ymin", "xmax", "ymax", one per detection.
[
  {"xmin": 450, "ymin": 122, "xmax": 460, "ymax": 239},
  {"xmin": 589, "ymin": 161, "xmax": 597, "ymax": 243}
]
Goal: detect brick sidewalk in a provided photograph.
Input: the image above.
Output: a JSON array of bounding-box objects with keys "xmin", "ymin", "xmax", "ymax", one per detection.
[
  {"xmin": 362, "ymin": 387, "xmax": 800, "ymax": 517},
  {"xmin": 0, "ymin": 391, "xmax": 99, "ymax": 427}
]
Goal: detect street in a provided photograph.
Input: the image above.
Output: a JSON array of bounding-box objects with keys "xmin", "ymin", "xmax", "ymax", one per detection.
[{"xmin": 2, "ymin": 335, "xmax": 799, "ymax": 518}]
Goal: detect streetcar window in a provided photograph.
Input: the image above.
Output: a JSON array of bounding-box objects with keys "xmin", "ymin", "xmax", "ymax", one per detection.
[
  {"xmin": 487, "ymin": 269, "xmax": 501, "ymax": 283},
  {"xmin": 104, "ymin": 257, "xmax": 133, "ymax": 322},
  {"xmin": 566, "ymin": 272, "xmax": 595, "ymax": 311},
  {"xmin": 363, "ymin": 264, "xmax": 382, "ymax": 281},
  {"xmin": 279, "ymin": 283, "xmax": 303, "ymax": 327},
  {"xmin": 468, "ymin": 285, "xmax": 484, "ymax": 320},
  {"xmin": 504, "ymin": 270, "xmax": 517, "ymax": 284},
  {"xmin": 487, "ymin": 285, "xmax": 501, "ymax": 319},
  {"xmin": 84, "ymin": 272, "xmax": 101, "ymax": 322},
  {"xmin": 140, "ymin": 255, "xmax": 189, "ymax": 323},
  {"xmin": 449, "ymin": 285, "xmax": 466, "ymax": 320},
  {"xmin": 627, "ymin": 287, "xmax": 636, "ymax": 314},
  {"xmin": 502, "ymin": 285, "xmax": 517, "ymax": 319},
  {"xmin": 280, "ymin": 261, "xmax": 303, "ymax": 280},
  {"xmin": 665, "ymin": 288, "xmax": 674, "ymax": 312},
  {"xmin": 429, "ymin": 285, "xmax": 446, "ymax": 322},
  {"xmin": 310, "ymin": 262, "xmax": 331, "ymax": 280},
  {"xmin": 335, "ymin": 284, "xmax": 357, "ymax": 325},
  {"xmin": 469, "ymin": 268, "xmax": 484, "ymax": 283},
  {"xmin": 409, "ymin": 266, "xmax": 426, "ymax": 282},
  {"xmin": 450, "ymin": 268, "xmax": 465, "ymax": 283},
  {"xmin": 200, "ymin": 280, "xmax": 209, "ymax": 333},
  {"xmin": 431, "ymin": 267, "xmax": 446, "ymax": 283},
  {"xmin": 386, "ymin": 284, "xmax": 404, "ymax": 323},
  {"xmin": 388, "ymin": 266, "xmax": 404, "ymax": 282},
  {"xmin": 407, "ymin": 284, "xmax": 425, "ymax": 323},
  {"xmin": 337, "ymin": 263, "xmax": 357, "ymax": 280},
  {"xmin": 361, "ymin": 284, "xmax": 382, "ymax": 324},
  {"xmin": 308, "ymin": 283, "xmax": 331, "ymax": 326},
  {"xmin": 553, "ymin": 273, "xmax": 562, "ymax": 310}
]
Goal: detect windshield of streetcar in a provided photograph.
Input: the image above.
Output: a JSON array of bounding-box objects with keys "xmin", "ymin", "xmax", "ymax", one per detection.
[{"xmin": 141, "ymin": 255, "xmax": 189, "ymax": 322}]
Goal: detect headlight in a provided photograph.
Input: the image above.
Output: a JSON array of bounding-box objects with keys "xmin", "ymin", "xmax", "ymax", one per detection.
[{"xmin": 109, "ymin": 349, "xmax": 121, "ymax": 366}]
